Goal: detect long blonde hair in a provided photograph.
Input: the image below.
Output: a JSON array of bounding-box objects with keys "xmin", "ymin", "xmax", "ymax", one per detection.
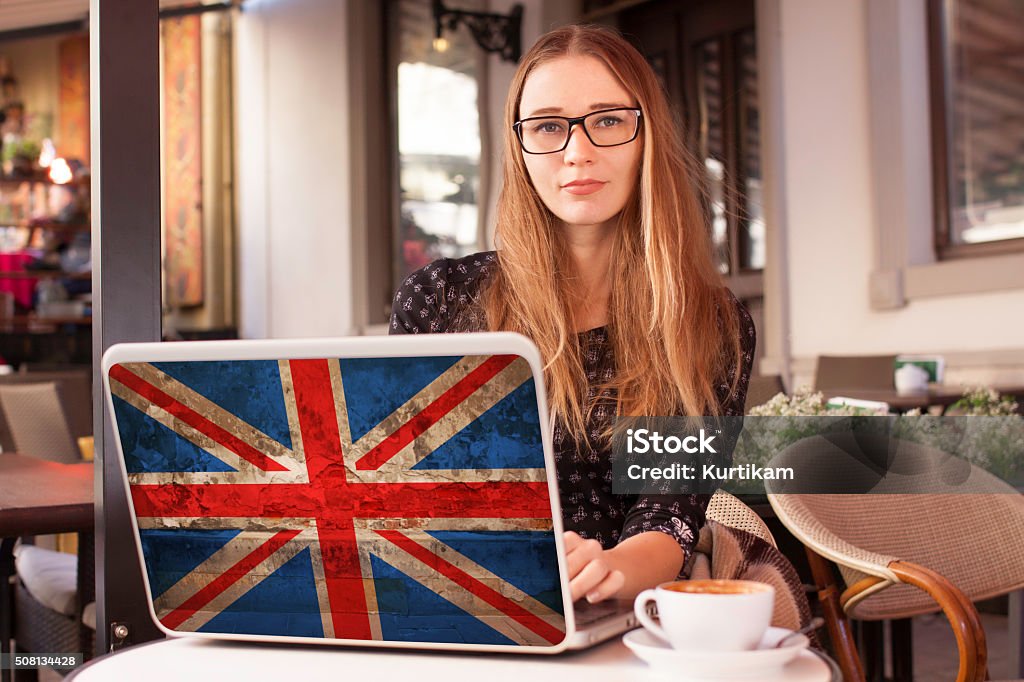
[{"xmin": 482, "ymin": 25, "xmax": 742, "ymax": 436}]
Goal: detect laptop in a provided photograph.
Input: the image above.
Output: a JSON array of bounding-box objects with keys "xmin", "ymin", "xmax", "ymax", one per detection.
[{"xmin": 102, "ymin": 332, "xmax": 640, "ymax": 654}]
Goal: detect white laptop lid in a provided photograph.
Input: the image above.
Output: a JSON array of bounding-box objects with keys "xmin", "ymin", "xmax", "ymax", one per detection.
[{"xmin": 102, "ymin": 333, "xmax": 579, "ymax": 653}]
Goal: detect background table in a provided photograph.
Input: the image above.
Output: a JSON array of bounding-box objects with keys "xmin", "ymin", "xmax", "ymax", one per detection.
[
  {"xmin": 66, "ymin": 635, "xmax": 840, "ymax": 682},
  {"xmin": 0, "ymin": 453, "xmax": 93, "ymax": 682},
  {"xmin": 0, "ymin": 454, "xmax": 93, "ymax": 537},
  {"xmin": 824, "ymin": 385, "xmax": 1024, "ymax": 413}
]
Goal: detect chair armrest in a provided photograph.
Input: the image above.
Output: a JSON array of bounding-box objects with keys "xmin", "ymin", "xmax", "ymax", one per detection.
[
  {"xmin": 768, "ymin": 494, "xmax": 899, "ymax": 583},
  {"xmin": 839, "ymin": 575, "xmax": 887, "ymax": 611},
  {"xmin": 889, "ymin": 560, "xmax": 987, "ymax": 682}
]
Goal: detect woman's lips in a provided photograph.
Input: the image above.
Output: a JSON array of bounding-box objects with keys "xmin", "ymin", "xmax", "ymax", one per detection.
[{"xmin": 562, "ymin": 180, "xmax": 606, "ymax": 196}]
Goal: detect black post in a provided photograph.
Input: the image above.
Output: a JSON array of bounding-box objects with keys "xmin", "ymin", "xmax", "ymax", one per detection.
[{"xmin": 89, "ymin": 0, "xmax": 165, "ymax": 654}]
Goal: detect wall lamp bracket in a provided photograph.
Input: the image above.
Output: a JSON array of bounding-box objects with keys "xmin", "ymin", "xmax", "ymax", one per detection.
[{"xmin": 432, "ymin": 0, "xmax": 523, "ymax": 63}]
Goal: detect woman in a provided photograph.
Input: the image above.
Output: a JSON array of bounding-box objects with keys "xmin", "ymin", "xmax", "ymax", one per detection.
[{"xmin": 391, "ymin": 25, "xmax": 754, "ymax": 605}]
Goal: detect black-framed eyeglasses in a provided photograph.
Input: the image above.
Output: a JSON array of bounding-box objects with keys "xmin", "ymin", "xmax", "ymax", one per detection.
[{"xmin": 512, "ymin": 107, "xmax": 643, "ymax": 155}]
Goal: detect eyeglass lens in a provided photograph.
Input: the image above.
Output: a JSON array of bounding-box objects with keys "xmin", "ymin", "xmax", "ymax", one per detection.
[{"xmin": 518, "ymin": 109, "xmax": 639, "ymax": 154}]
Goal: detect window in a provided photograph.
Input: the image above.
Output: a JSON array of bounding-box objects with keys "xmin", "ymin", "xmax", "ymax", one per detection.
[
  {"xmin": 694, "ymin": 28, "xmax": 763, "ymax": 276},
  {"xmin": 929, "ymin": 0, "xmax": 1024, "ymax": 258},
  {"xmin": 389, "ymin": 0, "xmax": 484, "ymax": 290},
  {"xmin": 617, "ymin": 0, "xmax": 762, "ymax": 297}
]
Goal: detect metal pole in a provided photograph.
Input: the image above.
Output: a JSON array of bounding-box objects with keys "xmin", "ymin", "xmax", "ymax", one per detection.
[{"xmin": 90, "ymin": 0, "xmax": 164, "ymax": 654}]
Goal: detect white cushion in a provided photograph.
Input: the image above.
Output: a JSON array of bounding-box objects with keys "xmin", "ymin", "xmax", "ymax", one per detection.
[{"xmin": 13, "ymin": 544, "xmax": 77, "ymax": 616}]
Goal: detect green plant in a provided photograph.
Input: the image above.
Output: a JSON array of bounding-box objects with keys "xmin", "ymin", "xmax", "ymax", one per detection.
[
  {"xmin": 949, "ymin": 386, "xmax": 1020, "ymax": 416},
  {"xmin": 724, "ymin": 389, "xmax": 888, "ymax": 493},
  {"xmin": 747, "ymin": 387, "xmax": 887, "ymax": 417},
  {"xmin": 950, "ymin": 387, "xmax": 1022, "ymax": 484},
  {"xmin": 892, "ymin": 387, "xmax": 1023, "ymax": 486},
  {"xmin": 2, "ymin": 138, "xmax": 40, "ymax": 164}
]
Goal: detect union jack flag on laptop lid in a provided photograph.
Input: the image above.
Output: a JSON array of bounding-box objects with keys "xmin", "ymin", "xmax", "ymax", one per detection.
[{"xmin": 107, "ymin": 351, "xmax": 567, "ymax": 648}]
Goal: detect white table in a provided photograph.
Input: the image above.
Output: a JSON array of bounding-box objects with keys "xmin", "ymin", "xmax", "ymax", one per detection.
[{"xmin": 66, "ymin": 635, "xmax": 839, "ymax": 681}]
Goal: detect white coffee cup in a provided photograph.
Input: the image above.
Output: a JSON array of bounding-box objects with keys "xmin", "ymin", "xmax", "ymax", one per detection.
[
  {"xmin": 894, "ymin": 364, "xmax": 929, "ymax": 396},
  {"xmin": 634, "ymin": 579, "xmax": 775, "ymax": 651}
]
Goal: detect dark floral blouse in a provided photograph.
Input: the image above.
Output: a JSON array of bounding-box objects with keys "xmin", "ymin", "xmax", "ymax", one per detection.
[{"xmin": 389, "ymin": 251, "xmax": 756, "ymax": 567}]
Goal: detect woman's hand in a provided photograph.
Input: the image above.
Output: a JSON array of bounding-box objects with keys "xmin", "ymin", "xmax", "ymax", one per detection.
[
  {"xmin": 562, "ymin": 530, "xmax": 686, "ymax": 603},
  {"xmin": 563, "ymin": 531, "xmax": 625, "ymax": 603}
]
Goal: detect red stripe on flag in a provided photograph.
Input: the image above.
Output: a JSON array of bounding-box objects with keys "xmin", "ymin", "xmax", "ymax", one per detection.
[
  {"xmin": 316, "ymin": 525, "xmax": 373, "ymax": 639},
  {"xmin": 287, "ymin": 358, "xmax": 371, "ymax": 637},
  {"xmin": 355, "ymin": 355, "xmax": 519, "ymax": 470},
  {"xmin": 287, "ymin": 359, "xmax": 349, "ymax": 478},
  {"xmin": 160, "ymin": 528, "xmax": 302, "ymax": 630},
  {"xmin": 130, "ymin": 480, "xmax": 554, "ymax": 522},
  {"xmin": 109, "ymin": 364, "xmax": 289, "ymax": 472},
  {"xmin": 376, "ymin": 529, "xmax": 565, "ymax": 646}
]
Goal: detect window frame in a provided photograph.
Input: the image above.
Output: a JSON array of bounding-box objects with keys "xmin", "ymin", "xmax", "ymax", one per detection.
[
  {"xmin": 927, "ymin": 0, "xmax": 1024, "ymax": 261},
  {"xmin": 685, "ymin": 23, "xmax": 763, "ymax": 297}
]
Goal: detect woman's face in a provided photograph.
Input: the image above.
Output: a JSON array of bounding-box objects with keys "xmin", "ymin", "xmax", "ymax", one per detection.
[{"xmin": 518, "ymin": 55, "xmax": 642, "ymax": 233}]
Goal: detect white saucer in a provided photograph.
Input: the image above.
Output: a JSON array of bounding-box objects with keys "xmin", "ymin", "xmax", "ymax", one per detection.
[{"xmin": 622, "ymin": 626, "xmax": 811, "ymax": 680}]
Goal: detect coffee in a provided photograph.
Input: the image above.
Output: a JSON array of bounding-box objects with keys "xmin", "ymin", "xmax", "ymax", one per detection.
[{"xmin": 663, "ymin": 579, "xmax": 770, "ymax": 595}]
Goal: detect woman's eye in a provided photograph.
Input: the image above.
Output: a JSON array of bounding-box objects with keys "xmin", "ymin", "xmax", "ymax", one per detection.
[
  {"xmin": 532, "ymin": 121, "xmax": 566, "ymax": 135},
  {"xmin": 594, "ymin": 115, "xmax": 624, "ymax": 128}
]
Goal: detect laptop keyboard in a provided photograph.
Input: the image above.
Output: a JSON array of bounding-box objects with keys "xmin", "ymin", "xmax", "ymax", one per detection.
[{"xmin": 574, "ymin": 599, "xmax": 634, "ymax": 626}]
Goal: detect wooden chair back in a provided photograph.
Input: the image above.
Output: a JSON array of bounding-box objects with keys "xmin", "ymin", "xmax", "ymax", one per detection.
[
  {"xmin": 744, "ymin": 374, "xmax": 785, "ymax": 413},
  {"xmin": 814, "ymin": 355, "xmax": 897, "ymax": 392}
]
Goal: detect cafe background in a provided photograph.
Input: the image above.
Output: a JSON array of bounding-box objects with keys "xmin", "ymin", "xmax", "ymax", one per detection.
[{"xmin": 0, "ymin": 0, "xmax": 1021, "ymax": 677}]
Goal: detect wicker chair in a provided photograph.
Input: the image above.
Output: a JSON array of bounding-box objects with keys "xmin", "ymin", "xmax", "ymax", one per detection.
[
  {"xmin": 0, "ymin": 382, "xmax": 81, "ymax": 464},
  {"xmin": 766, "ymin": 431, "xmax": 1024, "ymax": 682},
  {"xmin": 0, "ymin": 382, "xmax": 94, "ymax": 677},
  {"xmin": 705, "ymin": 489, "xmax": 776, "ymax": 547},
  {"xmin": 12, "ymin": 534, "xmax": 95, "ymax": 679},
  {"xmin": 694, "ymin": 490, "xmax": 822, "ymax": 639},
  {"xmin": 0, "ymin": 368, "xmax": 93, "ymax": 454}
]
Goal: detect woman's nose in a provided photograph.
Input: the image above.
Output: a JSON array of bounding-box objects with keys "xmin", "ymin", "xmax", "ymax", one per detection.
[{"xmin": 562, "ymin": 124, "xmax": 595, "ymax": 164}]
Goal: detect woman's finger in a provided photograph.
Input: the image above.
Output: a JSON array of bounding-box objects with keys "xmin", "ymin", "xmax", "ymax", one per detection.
[
  {"xmin": 584, "ymin": 569, "xmax": 625, "ymax": 604},
  {"xmin": 562, "ymin": 531, "xmax": 583, "ymax": 553},
  {"xmin": 565, "ymin": 538, "xmax": 602, "ymax": 578},
  {"xmin": 569, "ymin": 557, "xmax": 611, "ymax": 601}
]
